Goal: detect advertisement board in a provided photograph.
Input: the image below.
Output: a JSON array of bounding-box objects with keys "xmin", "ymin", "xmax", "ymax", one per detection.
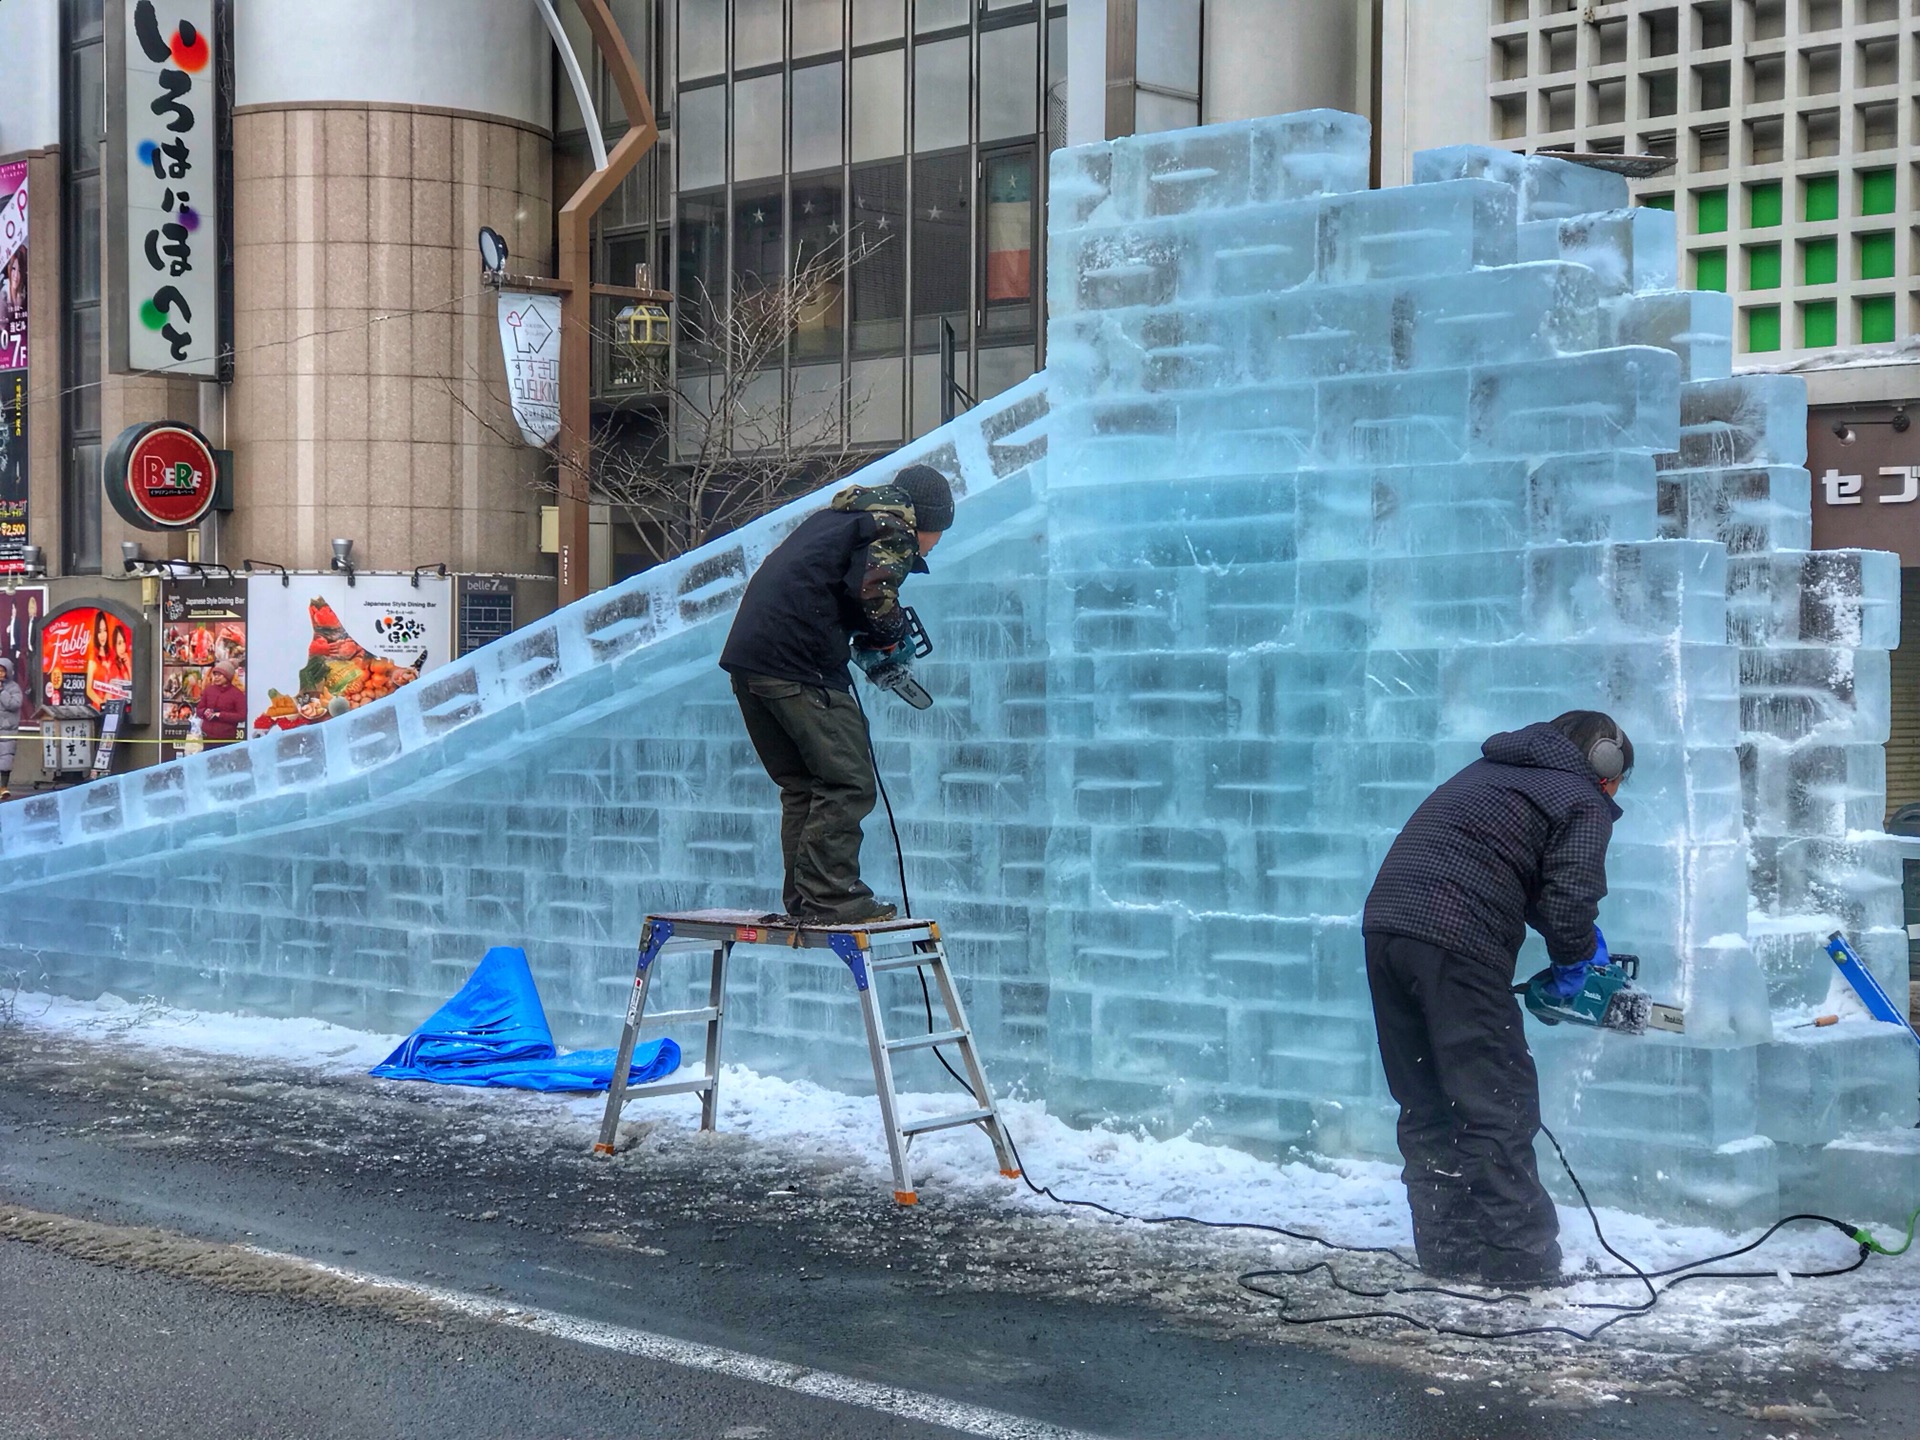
[
  {"xmin": 245, "ymin": 574, "xmax": 452, "ymax": 733},
  {"xmin": 160, "ymin": 578, "xmax": 245, "ymax": 757},
  {"xmin": 0, "ymin": 585, "xmax": 44, "ymax": 728},
  {"xmin": 0, "ymin": 159, "xmax": 28, "ymax": 572},
  {"xmin": 107, "ymin": 0, "xmax": 225, "ymax": 378},
  {"xmin": 1808, "ymin": 405, "xmax": 1920, "ymax": 564},
  {"xmin": 39, "ymin": 603, "xmax": 138, "ymax": 714},
  {"xmin": 104, "ymin": 419, "xmax": 222, "ymax": 529}
]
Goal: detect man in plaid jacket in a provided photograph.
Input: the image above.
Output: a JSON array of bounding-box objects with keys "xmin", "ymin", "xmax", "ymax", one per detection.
[{"xmin": 1361, "ymin": 711, "xmax": 1630, "ymax": 1289}]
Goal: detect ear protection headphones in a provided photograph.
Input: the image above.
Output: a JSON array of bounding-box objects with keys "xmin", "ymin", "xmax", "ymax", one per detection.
[{"xmin": 1587, "ymin": 723, "xmax": 1627, "ymax": 783}]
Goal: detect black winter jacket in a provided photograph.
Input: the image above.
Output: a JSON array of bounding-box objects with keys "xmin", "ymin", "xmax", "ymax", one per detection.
[
  {"xmin": 719, "ymin": 485, "xmax": 926, "ymax": 692},
  {"xmin": 1362, "ymin": 723, "xmax": 1619, "ymax": 970}
]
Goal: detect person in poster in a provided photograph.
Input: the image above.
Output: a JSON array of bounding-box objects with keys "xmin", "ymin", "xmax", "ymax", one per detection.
[
  {"xmin": 0, "ymin": 586, "xmax": 40, "ymax": 726},
  {"xmin": 0, "ymin": 160, "xmax": 28, "ymax": 572}
]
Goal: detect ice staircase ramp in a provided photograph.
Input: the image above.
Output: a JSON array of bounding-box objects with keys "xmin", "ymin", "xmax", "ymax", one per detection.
[{"xmin": 4, "ymin": 109, "xmax": 1915, "ymax": 1227}]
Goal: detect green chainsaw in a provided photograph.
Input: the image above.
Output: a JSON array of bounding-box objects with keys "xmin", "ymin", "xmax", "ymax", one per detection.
[{"xmin": 1516, "ymin": 952, "xmax": 1685, "ymax": 1035}]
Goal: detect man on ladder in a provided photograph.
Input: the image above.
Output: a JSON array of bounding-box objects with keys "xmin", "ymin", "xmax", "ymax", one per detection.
[{"xmin": 719, "ymin": 464, "xmax": 954, "ymax": 926}]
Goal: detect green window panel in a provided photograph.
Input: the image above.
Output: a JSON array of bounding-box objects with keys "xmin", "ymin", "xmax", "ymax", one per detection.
[
  {"xmin": 1801, "ymin": 237, "xmax": 1837, "ymax": 286},
  {"xmin": 1860, "ymin": 169, "xmax": 1896, "ymax": 216},
  {"xmin": 1746, "ymin": 306, "xmax": 1781, "ymax": 353},
  {"xmin": 1693, "ymin": 248, "xmax": 1727, "ymax": 291},
  {"xmin": 1803, "ymin": 174, "xmax": 1839, "ymax": 222},
  {"xmin": 1746, "ymin": 180, "xmax": 1782, "ymax": 228},
  {"xmin": 1858, "ymin": 232, "xmax": 1895, "ymax": 281},
  {"xmin": 1746, "ymin": 243, "xmax": 1781, "ymax": 290},
  {"xmin": 1800, "ymin": 300, "xmax": 1837, "ymax": 349},
  {"xmin": 1641, "ymin": 193, "xmax": 1674, "ymax": 211},
  {"xmin": 1858, "ymin": 295, "xmax": 1896, "ymax": 345},
  {"xmin": 1695, "ymin": 188, "xmax": 1728, "ymax": 234}
]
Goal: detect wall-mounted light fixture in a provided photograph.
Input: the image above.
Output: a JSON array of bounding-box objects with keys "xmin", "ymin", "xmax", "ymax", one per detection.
[
  {"xmin": 330, "ymin": 537, "xmax": 356, "ymax": 587},
  {"xmin": 122, "ymin": 540, "xmax": 147, "ymax": 574},
  {"xmin": 411, "ymin": 563, "xmax": 448, "ymax": 589},
  {"xmin": 244, "ymin": 558, "xmax": 291, "ymax": 588},
  {"xmin": 1833, "ymin": 409, "xmax": 1910, "ymax": 446}
]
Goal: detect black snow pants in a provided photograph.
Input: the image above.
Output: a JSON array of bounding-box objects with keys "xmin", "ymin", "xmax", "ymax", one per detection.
[
  {"xmin": 1363, "ymin": 932, "xmax": 1561, "ymax": 1284},
  {"xmin": 731, "ymin": 671, "xmax": 878, "ymax": 921}
]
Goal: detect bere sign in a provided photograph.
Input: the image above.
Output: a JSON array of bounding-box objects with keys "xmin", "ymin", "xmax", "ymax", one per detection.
[{"xmin": 103, "ymin": 419, "xmax": 222, "ymax": 529}]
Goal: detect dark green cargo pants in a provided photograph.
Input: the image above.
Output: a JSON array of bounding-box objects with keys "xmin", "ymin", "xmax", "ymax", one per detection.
[{"xmin": 730, "ymin": 672, "xmax": 878, "ymax": 920}]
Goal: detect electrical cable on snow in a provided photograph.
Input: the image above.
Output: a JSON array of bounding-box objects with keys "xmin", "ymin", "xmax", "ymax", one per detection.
[{"xmin": 857, "ymin": 685, "xmax": 1890, "ymax": 1340}]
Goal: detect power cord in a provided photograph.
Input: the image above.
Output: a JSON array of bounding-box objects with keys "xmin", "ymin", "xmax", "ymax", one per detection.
[{"xmin": 853, "ymin": 682, "xmax": 1900, "ymax": 1340}]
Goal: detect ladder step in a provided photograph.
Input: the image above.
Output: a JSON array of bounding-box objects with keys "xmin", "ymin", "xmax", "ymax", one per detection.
[
  {"xmin": 637, "ymin": 1005, "xmax": 721, "ymax": 1027},
  {"xmin": 884, "ymin": 1027, "xmax": 967, "ymax": 1053},
  {"xmin": 619, "ymin": 1074, "xmax": 715, "ymax": 1101},
  {"xmin": 900, "ymin": 1107, "xmax": 993, "ymax": 1136},
  {"xmin": 869, "ymin": 953, "xmax": 944, "ymax": 972}
]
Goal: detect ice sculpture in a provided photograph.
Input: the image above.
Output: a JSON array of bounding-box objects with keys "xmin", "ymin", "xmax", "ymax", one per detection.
[{"xmin": 3, "ymin": 112, "xmax": 1915, "ymax": 1226}]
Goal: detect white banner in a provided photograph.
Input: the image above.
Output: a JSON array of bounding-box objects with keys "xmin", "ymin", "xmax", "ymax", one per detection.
[
  {"xmin": 119, "ymin": 0, "xmax": 220, "ymax": 376},
  {"xmin": 244, "ymin": 574, "xmax": 453, "ymax": 733},
  {"xmin": 497, "ymin": 290, "xmax": 562, "ymax": 446}
]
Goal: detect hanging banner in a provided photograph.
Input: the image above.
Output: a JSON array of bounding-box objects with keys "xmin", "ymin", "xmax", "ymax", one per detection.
[
  {"xmin": 496, "ymin": 290, "xmax": 562, "ymax": 445},
  {"xmin": 245, "ymin": 573, "xmax": 452, "ymax": 733},
  {"xmin": 39, "ymin": 603, "xmax": 138, "ymax": 715},
  {"xmin": 0, "ymin": 160, "xmax": 27, "ymax": 572},
  {"xmin": 0, "ymin": 584, "xmax": 44, "ymax": 727},
  {"xmin": 160, "ymin": 578, "xmax": 246, "ymax": 758},
  {"xmin": 107, "ymin": 0, "xmax": 224, "ymax": 377}
]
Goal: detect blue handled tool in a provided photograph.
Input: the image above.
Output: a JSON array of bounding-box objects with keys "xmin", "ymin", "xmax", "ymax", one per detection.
[{"xmin": 1824, "ymin": 932, "xmax": 1920, "ymax": 1048}]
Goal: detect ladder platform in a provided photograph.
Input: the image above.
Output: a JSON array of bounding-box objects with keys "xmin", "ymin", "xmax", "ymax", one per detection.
[{"xmin": 594, "ymin": 909, "xmax": 1016, "ymax": 1204}]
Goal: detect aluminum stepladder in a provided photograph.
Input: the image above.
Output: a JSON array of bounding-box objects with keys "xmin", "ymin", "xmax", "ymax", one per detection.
[{"xmin": 592, "ymin": 908, "xmax": 1020, "ymax": 1204}]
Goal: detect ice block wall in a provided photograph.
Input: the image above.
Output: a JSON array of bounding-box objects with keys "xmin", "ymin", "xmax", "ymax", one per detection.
[{"xmin": 3, "ymin": 112, "xmax": 1914, "ymax": 1225}]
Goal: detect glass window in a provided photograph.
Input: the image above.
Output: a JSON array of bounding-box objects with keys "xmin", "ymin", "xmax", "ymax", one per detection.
[
  {"xmin": 676, "ymin": 192, "xmax": 727, "ymax": 367},
  {"xmin": 1136, "ymin": 91, "xmax": 1198, "ymax": 134},
  {"xmin": 67, "ymin": 175, "xmax": 101, "ymax": 306},
  {"xmin": 793, "ymin": 0, "xmax": 843, "ymax": 56},
  {"xmin": 790, "ymin": 364, "xmax": 844, "ymax": 446},
  {"xmin": 66, "ymin": 0, "xmax": 104, "ymax": 42},
  {"xmin": 979, "ymin": 24, "xmax": 1035, "ymax": 141},
  {"xmin": 854, "ymin": 0, "xmax": 907, "ymax": 44},
  {"xmin": 850, "ymin": 161, "xmax": 906, "ymax": 353},
  {"xmin": 680, "ymin": 0, "xmax": 726, "ymax": 78},
  {"xmin": 735, "ymin": 0, "xmax": 783, "ymax": 70},
  {"xmin": 678, "ymin": 83, "xmax": 727, "ymax": 190},
  {"xmin": 981, "ymin": 148, "xmax": 1034, "ymax": 337},
  {"xmin": 913, "ymin": 38, "xmax": 969, "ymax": 150},
  {"xmin": 734, "ymin": 185, "xmax": 786, "ymax": 304},
  {"xmin": 1136, "ymin": 0, "xmax": 1200, "ymax": 93},
  {"xmin": 733, "ymin": 73, "xmax": 784, "ymax": 180},
  {"xmin": 63, "ymin": 445, "xmax": 102, "ymax": 576},
  {"xmin": 912, "ymin": 150, "xmax": 970, "ymax": 349},
  {"xmin": 555, "ymin": 0, "xmax": 594, "ymax": 130},
  {"xmin": 70, "ymin": 43, "xmax": 103, "ymax": 174},
  {"xmin": 851, "ymin": 49, "xmax": 906, "ymax": 160},
  {"xmin": 792, "ymin": 61, "xmax": 843, "ymax": 173},
  {"xmin": 916, "ymin": 0, "xmax": 969, "ymax": 31},
  {"xmin": 792, "ymin": 176, "xmax": 846, "ymax": 362},
  {"xmin": 608, "ymin": 0, "xmax": 651, "ymax": 63},
  {"xmin": 849, "ymin": 356, "xmax": 905, "ymax": 444},
  {"xmin": 67, "ymin": 308, "xmax": 101, "ymax": 437},
  {"xmin": 606, "ymin": 231, "xmax": 656, "ymax": 291}
]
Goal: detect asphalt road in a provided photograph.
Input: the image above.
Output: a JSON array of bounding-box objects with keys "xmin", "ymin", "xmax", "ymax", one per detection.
[{"xmin": 1, "ymin": 1026, "xmax": 1909, "ymax": 1440}]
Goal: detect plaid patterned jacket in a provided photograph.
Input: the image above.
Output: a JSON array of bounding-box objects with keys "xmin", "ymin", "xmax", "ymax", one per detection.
[{"xmin": 1362, "ymin": 724, "xmax": 1620, "ymax": 970}]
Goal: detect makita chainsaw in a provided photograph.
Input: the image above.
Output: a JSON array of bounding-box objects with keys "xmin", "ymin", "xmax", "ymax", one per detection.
[
  {"xmin": 857, "ymin": 607, "xmax": 935, "ymax": 710},
  {"xmin": 1516, "ymin": 953, "xmax": 1685, "ymax": 1036}
]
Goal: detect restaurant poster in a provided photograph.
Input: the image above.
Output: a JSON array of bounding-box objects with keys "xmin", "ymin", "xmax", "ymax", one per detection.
[
  {"xmin": 0, "ymin": 159, "xmax": 28, "ymax": 572},
  {"xmin": 245, "ymin": 573, "xmax": 451, "ymax": 732},
  {"xmin": 160, "ymin": 577, "xmax": 245, "ymax": 757},
  {"xmin": 0, "ymin": 584, "xmax": 44, "ymax": 727},
  {"xmin": 39, "ymin": 603, "xmax": 137, "ymax": 714}
]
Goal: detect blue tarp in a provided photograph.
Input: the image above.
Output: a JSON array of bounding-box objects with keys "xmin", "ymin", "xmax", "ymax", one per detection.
[{"xmin": 371, "ymin": 945, "xmax": 679, "ymax": 1091}]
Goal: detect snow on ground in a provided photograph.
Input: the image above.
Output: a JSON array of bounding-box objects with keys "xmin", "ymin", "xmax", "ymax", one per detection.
[{"xmin": 10, "ymin": 988, "xmax": 1917, "ymax": 1375}]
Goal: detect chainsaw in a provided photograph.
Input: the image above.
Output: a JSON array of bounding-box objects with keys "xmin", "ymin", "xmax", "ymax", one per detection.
[
  {"xmin": 1515, "ymin": 953, "xmax": 1685, "ymax": 1036},
  {"xmin": 861, "ymin": 607, "xmax": 935, "ymax": 711}
]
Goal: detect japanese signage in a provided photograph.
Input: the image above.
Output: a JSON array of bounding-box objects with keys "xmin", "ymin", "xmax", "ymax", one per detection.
[
  {"xmin": 496, "ymin": 290, "xmax": 562, "ymax": 445},
  {"xmin": 245, "ymin": 573, "xmax": 451, "ymax": 733},
  {"xmin": 160, "ymin": 579, "xmax": 246, "ymax": 758},
  {"xmin": 1808, "ymin": 405, "xmax": 1920, "ymax": 564},
  {"xmin": 39, "ymin": 604, "xmax": 138, "ymax": 715},
  {"xmin": 0, "ymin": 160, "xmax": 27, "ymax": 572},
  {"xmin": 458, "ymin": 574, "xmax": 515, "ymax": 656},
  {"xmin": 109, "ymin": 0, "xmax": 223, "ymax": 377},
  {"xmin": 0, "ymin": 585, "xmax": 44, "ymax": 728},
  {"xmin": 104, "ymin": 419, "xmax": 220, "ymax": 529}
]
